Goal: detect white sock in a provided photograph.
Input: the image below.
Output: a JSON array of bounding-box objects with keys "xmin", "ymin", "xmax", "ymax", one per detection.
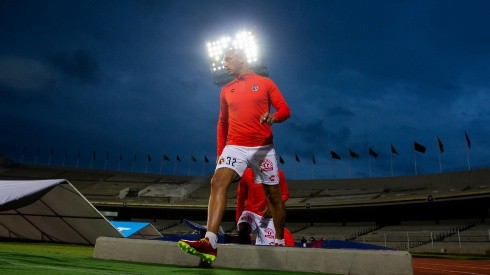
[
  {"xmin": 205, "ymin": 232, "xmax": 218, "ymax": 249},
  {"xmin": 275, "ymin": 239, "xmax": 285, "ymax": 246}
]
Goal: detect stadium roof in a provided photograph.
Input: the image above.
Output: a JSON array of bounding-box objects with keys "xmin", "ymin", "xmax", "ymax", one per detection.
[{"xmin": 0, "ymin": 179, "xmax": 160, "ymax": 244}]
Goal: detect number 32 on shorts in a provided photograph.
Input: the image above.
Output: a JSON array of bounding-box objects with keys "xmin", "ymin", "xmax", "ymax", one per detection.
[{"xmin": 225, "ymin": 157, "xmax": 236, "ymax": 166}]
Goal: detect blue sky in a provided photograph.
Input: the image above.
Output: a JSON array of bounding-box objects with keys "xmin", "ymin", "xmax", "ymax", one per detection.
[{"xmin": 1, "ymin": 0, "xmax": 489, "ymax": 179}]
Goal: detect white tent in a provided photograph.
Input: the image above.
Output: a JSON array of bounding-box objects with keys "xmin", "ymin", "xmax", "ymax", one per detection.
[{"xmin": 0, "ymin": 179, "xmax": 160, "ymax": 244}]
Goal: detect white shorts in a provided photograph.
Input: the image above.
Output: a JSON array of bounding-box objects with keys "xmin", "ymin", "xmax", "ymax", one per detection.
[
  {"xmin": 237, "ymin": 210, "xmax": 276, "ymax": 246},
  {"xmin": 216, "ymin": 145, "xmax": 279, "ymax": 185}
]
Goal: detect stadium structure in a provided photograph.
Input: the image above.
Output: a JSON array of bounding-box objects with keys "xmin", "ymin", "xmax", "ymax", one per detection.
[{"xmin": 1, "ymin": 155, "xmax": 489, "ymax": 255}]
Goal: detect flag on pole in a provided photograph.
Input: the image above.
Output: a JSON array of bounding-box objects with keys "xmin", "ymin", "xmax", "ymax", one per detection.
[
  {"xmin": 204, "ymin": 156, "xmax": 210, "ymax": 163},
  {"xmin": 147, "ymin": 154, "xmax": 152, "ymax": 162},
  {"xmin": 437, "ymin": 137, "xmax": 444, "ymax": 153},
  {"xmin": 464, "ymin": 131, "xmax": 471, "ymax": 149},
  {"xmin": 176, "ymin": 155, "xmax": 181, "ymax": 162},
  {"xmin": 163, "ymin": 154, "xmax": 170, "ymax": 161},
  {"xmin": 312, "ymin": 155, "xmax": 316, "ymax": 164},
  {"xmin": 368, "ymin": 148, "xmax": 378, "ymax": 158},
  {"xmin": 295, "ymin": 154, "xmax": 300, "ymax": 162},
  {"xmin": 279, "ymin": 156, "xmax": 285, "ymax": 164},
  {"xmin": 390, "ymin": 144, "xmax": 399, "ymax": 155},
  {"xmin": 331, "ymin": 151, "xmax": 341, "ymax": 160},
  {"xmin": 414, "ymin": 141, "xmax": 426, "ymax": 153},
  {"xmin": 348, "ymin": 149, "xmax": 359, "ymax": 159},
  {"xmin": 191, "ymin": 155, "xmax": 197, "ymax": 162}
]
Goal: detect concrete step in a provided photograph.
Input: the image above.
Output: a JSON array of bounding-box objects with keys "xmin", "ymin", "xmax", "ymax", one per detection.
[{"xmin": 93, "ymin": 237, "xmax": 413, "ymax": 274}]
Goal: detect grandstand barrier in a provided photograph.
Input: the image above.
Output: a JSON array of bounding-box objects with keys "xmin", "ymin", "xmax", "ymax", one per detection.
[{"xmin": 93, "ymin": 237, "xmax": 413, "ymax": 274}]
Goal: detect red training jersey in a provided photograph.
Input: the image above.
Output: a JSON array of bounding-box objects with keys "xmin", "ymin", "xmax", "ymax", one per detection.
[
  {"xmin": 235, "ymin": 168, "xmax": 289, "ymax": 223},
  {"xmin": 217, "ymin": 71, "xmax": 290, "ymax": 156}
]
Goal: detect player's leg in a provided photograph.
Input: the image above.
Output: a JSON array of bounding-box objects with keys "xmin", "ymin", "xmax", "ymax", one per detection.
[
  {"xmin": 178, "ymin": 167, "xmax": 237, "ymax": 263},
  {"xmin": 237, "ymin": 222, "xmax": 252, "ymax": 244},
  {"xmin": 263, "ymin": 184, "xmax": 285, "ymax": 241},
  {"xmin": 178, "ymin": 146, "xmax": 246, "ymax": 262},
  {"xmin": 250, "ymin": 145, "xmax": 285, "ymax": 244},
  {"xmin": 207, "ymin": 167, "xmax": 238, "ymax": 234}
]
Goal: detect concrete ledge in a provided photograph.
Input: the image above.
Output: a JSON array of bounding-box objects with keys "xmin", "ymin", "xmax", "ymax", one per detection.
[{"xmin": 93, "ymin": 237, "xmax": 413, "ymax": 274}]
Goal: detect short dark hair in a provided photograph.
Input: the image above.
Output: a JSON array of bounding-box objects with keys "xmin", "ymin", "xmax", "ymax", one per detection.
[{"xmin": 224, "ymin": 48, "xmax": 246, "ymax": 59}]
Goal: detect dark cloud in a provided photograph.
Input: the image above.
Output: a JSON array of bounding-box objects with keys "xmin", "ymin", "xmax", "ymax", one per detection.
[
  {"xmin": 327, "ymin": 107, "xmax": 355, "ymax": 117},
  {"xmin": 50, "ymin": 49, "xmax": 100, "ymax": 85},
  {"xmin": 0, "ymin": 56, "xmax": 57, "ymax": 93}
]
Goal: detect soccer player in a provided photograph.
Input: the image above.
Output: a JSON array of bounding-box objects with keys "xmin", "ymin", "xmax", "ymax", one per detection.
[
  {"xmin": 178, "ymin": 48, "xmax": 291, "ymax": 263},
  {"xmin": 236, "ymin": 167, "xmax": 293, "ymax": 246}
]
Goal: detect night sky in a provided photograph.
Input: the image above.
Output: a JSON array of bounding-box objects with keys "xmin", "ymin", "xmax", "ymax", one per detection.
[{"xmin": 1, "ymin": 0, "xmax": 489, "ymax": 179}]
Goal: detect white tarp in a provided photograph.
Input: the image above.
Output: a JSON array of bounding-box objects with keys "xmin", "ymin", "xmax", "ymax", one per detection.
[{"xmin": 0, "ymin": 179, "xmax": 124, "ymax": 244}]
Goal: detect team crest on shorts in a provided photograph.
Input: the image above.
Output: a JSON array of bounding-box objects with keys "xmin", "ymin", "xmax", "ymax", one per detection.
[
  {"xmin": 251, "ymin": 84, "xmax": 259, "ymax": 92},
  {"xmin": 218, "ymin": 157, "xmax": 225, "ymax": 164},
  {"xmin": 260, "ymin": 159, "xmax": 274, "ymax": 172},
  {"xmin": 264, "ymin": 228, "xmax": 275, "ymax": 239}
]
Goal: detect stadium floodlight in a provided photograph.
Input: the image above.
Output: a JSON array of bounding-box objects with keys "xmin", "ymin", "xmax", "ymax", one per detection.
[{"xmin": 205, "ymin": 30, "xmax": 269, "ymax": 86}]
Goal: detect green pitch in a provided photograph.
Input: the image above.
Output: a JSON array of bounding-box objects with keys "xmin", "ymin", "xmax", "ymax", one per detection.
[{"xmin": 0, "ymin": 242, "xmax": 322, "ymax": 274}]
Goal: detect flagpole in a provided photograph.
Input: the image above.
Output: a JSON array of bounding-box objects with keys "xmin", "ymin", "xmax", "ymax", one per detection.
[
  {"xmin": 160, "ymin": 157, "xmax": 163, "ymax": 174},
  {"xmin": 118, "ymin": 155, "xmax": 122, "ymax": 171},
  {"xmin": 348, "ymin": 157, "xmax": 351, "ymax": 178},
  {"xmin": 132, "ymin": 154, "xmax": 136, "ymax": 172},
  {"xmin": 48, "ymin": 151, "xmax": 52, "ymax": 166},
  {"xmin": 413, "ymin": 148, "xmax": 417, "ymax": 175},
  {"xmin": 466, "ymin": 148, "xmax": 471, "ymax": 171},
  {"xmin": 368, "ymin": 155, "xmax": 372, "ymax": 178},
  {"xmin": 390, "ymin": 152, "xmax": 393, "ymax": 177},
  {"xmin": 20, "ymin": 147, "xmax": 25, "ymax": 164},
  {"xmin": 438, "ymin": 150, "xmax": 442, "ymax": 174},
  {"xmin": 76, "ymin": 151, "xmax": 80, "ymax": 168}
]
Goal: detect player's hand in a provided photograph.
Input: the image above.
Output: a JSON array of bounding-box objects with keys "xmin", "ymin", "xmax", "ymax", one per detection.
[{"xmin": 260, "ymin": 112, "xmax": 276, "ymax": 125}]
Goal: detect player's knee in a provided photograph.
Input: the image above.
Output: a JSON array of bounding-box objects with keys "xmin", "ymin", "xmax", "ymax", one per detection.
[
  {"xmin": 211, "ymin": 169, "xmax": 237, "ymax": 190},
  {"xmin": 266, "ymin": 191, "xmax": 282, "ymax": 206}
]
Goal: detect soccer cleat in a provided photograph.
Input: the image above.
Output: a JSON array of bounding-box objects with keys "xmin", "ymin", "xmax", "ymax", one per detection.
[{"xmin": 178, "ymin": 237, "xmax": 217, "ymax": 263}]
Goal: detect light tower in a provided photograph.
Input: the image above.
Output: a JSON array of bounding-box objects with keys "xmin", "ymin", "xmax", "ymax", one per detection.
[{"xmin": 205, "ymin": 30, "xmax": 269, "ymax": 86}]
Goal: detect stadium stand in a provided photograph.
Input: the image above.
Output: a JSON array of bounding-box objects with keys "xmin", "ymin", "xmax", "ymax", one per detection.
[{"xmin": 1, "ymin": 156, "xmax": 490, "ymax": 254}]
